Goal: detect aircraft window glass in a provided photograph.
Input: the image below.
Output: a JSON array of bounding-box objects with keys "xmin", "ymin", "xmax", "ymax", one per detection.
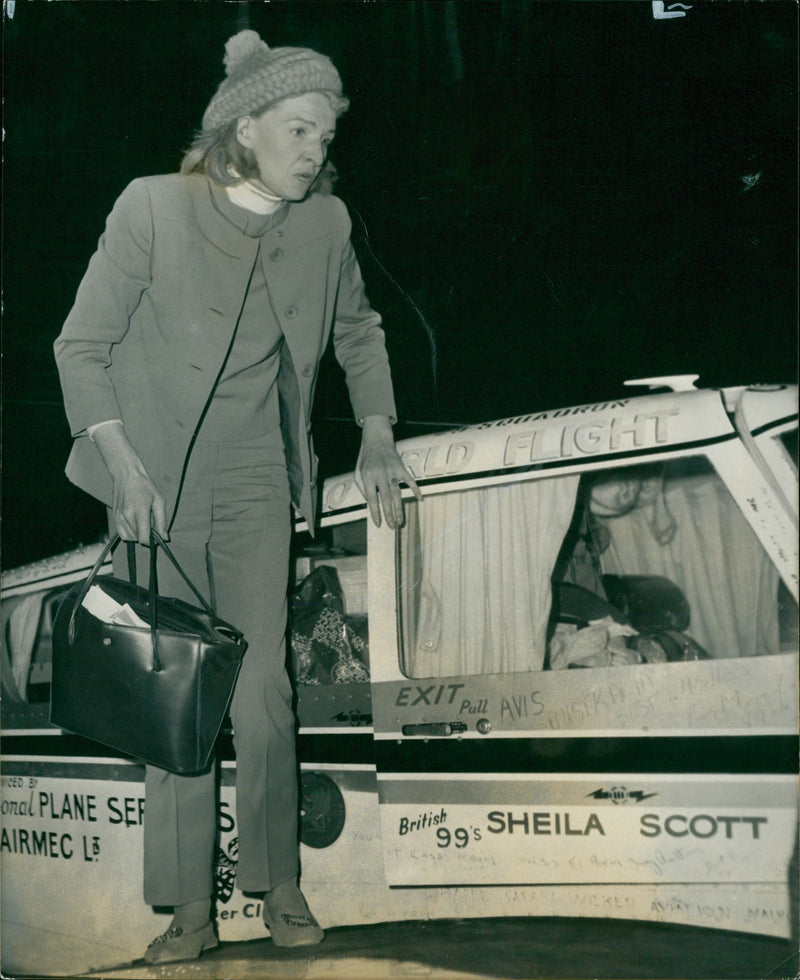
[
  {"xmin": 398, "ymin": 476, "xmax": 579, "ymax": 678},
  {"xmin": 2, "ymin": 587, "xmax": 64, "ymax": 703},
  {"xmin": 397, "ymin": 457, "xmax": 795, "ymax": 679},
  {"xmin": 290, "ymin": 519, "xmax": 370, "ymax": 685},
  {"xmin": 584, "ymin": 458, "xmax": 789, "ymax": 662}
]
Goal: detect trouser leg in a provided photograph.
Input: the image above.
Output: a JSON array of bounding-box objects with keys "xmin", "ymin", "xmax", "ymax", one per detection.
[
  {"xmin": 205, "ymin": 442, "xmax": 298, "ymax": 892},
  {"xmin": 142, "ymin": 765, "xmax": 216, "ymax": 906},
  {"xmin": 110, "ymin": 510, "xmax": 217, "ymax": 908}
]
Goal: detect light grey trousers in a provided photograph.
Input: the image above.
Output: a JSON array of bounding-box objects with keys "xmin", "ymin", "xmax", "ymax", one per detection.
[{"xmin": 111, "ymin": 428, "xmax": 299, "ymax": 906}]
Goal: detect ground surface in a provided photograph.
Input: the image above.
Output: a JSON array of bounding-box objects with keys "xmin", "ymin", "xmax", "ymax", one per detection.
[{"xmin": 78, "ymin": 917, "xmax": 798, "ymax": 980}]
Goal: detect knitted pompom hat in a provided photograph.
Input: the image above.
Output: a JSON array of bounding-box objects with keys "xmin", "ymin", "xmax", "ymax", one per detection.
[{"xmin": 202, "ymin": 29, "xmax": 348, "ymax": 131}]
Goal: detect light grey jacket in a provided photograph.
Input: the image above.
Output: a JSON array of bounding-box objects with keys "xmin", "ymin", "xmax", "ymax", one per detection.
[{"xmin": 54, "ymin": 174, "xmax": 396, "ymax": 527}]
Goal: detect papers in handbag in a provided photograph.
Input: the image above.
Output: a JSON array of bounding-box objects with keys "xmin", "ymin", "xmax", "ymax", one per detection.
[{"xmin": 82, "ymin": 585, "xmax": 149, "ymax": 629}]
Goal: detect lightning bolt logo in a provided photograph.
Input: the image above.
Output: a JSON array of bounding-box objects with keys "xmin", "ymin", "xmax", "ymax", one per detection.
[{"xmin": 587, "ymin": 787, "xmax": 658, "ymax": 804}]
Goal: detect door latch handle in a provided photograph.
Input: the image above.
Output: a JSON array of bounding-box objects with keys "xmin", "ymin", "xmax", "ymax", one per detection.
[{"xmin": 401, "ymin": 722, "xmax": 468, "ymax": 737}]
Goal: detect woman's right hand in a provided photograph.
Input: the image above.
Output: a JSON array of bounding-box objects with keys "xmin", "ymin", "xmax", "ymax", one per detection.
[
  {"xmin": 110, "ymin": 470, "xmax": 168, "ymax": 544},
  {"xmin": 91, "ymin": 422, "xmax": 168, "ymax": 544}
]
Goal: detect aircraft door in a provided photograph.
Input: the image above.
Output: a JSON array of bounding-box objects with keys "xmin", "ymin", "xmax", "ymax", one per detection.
[{"xmin": 366, "ymin": 467, "xmax": 798, "ymax": 889}]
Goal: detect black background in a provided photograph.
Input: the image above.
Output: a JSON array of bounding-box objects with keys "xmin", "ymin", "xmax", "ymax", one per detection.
[{"xmin": 3, "ymin": 1, "xmax": 797, "ymax": 570}]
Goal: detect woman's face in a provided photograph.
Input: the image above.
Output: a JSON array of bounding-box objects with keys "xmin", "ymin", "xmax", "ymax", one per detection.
[{"xmin": 236, "ymin": 92, "xmax": 337, "ymax": 200}]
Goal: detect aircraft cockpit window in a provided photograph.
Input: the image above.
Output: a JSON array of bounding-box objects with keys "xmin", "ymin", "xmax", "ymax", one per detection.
[
  {"xmin": 398, "ymin": 477, "xmax": 579, "ymax": 678},
  {"xmin": 581, "ymin": 458, "xmax": 789, "ymax": 662},
  {"xmin": 397, "ymin": 457, "xmax": 796, "ymax": 679}
]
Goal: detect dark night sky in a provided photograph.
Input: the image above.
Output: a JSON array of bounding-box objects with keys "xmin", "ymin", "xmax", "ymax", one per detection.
[{"xmin": 2, "ymin": 1, "xmax": 797, "ymax": 569}]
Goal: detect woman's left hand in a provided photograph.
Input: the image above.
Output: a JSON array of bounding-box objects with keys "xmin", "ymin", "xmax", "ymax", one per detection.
[{"xmin": 354, "ymin": 416, "xmax": 422, "ymax": 528}]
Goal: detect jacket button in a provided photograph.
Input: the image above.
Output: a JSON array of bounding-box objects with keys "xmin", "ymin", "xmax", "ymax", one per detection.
[
  {"xmin": 270, "ymin": 248, "xmax": 284, "ymax": 262},
  {"xmin": 302, "ymin": 364, "xmax": 314, "ymax": 378},
  {"xmin": 306, "ymin": 422, "xmax": 313, "ymax": 433},
  {"xmin": 284, "ymin": 305, "xmax": 298, "ymax": 319}
]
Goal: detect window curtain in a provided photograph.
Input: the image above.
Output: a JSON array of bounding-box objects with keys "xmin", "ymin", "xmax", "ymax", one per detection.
[
  {"xmin": 594, "ymin": 470, "xmax": 779, "ymax": 659},
  {"xmin": 2, "ymin": 589, "xmax": 47, "ymax": 700},
  {"xmin": 400, "ymin": 477, "xmax": 579, "ymax": 677}
]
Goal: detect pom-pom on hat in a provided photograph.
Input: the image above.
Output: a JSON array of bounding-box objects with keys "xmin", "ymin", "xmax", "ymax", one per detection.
[{"xmin": 202, "ymin": 30, "xmax": 348, "ymax": 131}]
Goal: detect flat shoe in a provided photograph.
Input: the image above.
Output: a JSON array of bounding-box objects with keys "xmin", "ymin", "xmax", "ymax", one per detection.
[
  {"xmin": 144, "ymin": 921, "xmax": 218, "ymax": 964},
  {"xmin": 263, "ymin": 908, "xmax": 325, "ymax": 948}
]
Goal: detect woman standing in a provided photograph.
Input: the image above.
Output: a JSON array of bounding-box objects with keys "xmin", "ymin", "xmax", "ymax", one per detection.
[{"xmin": 55, "ymin": 29, "xmax": 418, "ymax": 965}]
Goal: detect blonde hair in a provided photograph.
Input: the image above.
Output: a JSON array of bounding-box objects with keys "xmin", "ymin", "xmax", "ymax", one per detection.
[{"xmin": 180, "ymin": 119, "xmax": 249, "ymax": 185}]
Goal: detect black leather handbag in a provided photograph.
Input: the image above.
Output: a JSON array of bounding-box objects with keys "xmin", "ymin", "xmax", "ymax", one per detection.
[{"xmin": 51, "ymin": 531, "xmax": 247, "ymax": 774}]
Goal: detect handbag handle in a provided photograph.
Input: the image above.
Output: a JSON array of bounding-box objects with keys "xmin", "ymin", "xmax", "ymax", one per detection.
[
  {"xmin": 142, "ymin": 531, "xmax": 217, "ymax": 618},
  {"xmin": 67, "ymin": 532, "xmax": 219, "ymax": 672}
]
